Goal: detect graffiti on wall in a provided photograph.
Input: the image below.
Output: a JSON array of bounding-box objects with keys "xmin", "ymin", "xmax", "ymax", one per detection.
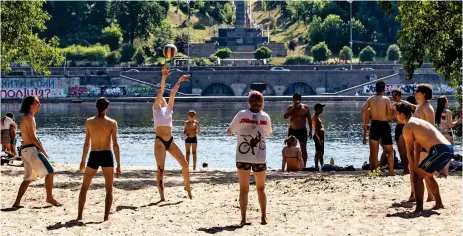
[
  {"xmin": 363, "ymin": 84, "xmax": 456, "ymax": 95},
  {"xmin": 127, "ymin": 87, "xmax": 157, "ymax": 96},
  {"xmin": 100, "ymin": 87, "xmax": 127, "ymax": 97},
  {"xmin": 65, "ymin": 86, "xmax": 101, "ymax": 97},
  {"xmin": 1, "ymin": 77, "xmax": 56, "ymax": 89},
  {"xmin": 1, "ymin": 88, "xmax": 66, "ymax": 98}
]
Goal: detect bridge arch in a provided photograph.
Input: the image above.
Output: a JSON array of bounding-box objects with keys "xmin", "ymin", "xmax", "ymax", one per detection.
[
  {"xmin": 241, "ymin": 82, "xmax": 276, "ymax": 96},
  {"xmin": 201, "ymin": 83, "xmax": 235, "ymax": 96},
  {"xmin": 283, "ymin": 82, "xmax": 316, "ymax": 95}
]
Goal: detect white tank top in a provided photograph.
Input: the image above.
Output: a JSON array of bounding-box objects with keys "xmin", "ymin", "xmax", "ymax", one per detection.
[
  {"xmin": 0, "ymin": 117, "xmax": 14, "ymax": 130},
  {"xmin": 153, "ymin": 105, "xmax": 173, "ymax": 129}
]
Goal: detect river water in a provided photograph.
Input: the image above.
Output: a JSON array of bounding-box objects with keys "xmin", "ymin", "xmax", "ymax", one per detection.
[{"xmin": 1, "ymin": 101, "xmax": 460, "ymax": 169}]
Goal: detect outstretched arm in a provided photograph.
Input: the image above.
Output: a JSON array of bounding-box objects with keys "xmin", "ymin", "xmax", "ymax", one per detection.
[
  {"xmin": 167, "ymin": 74, "xmax": 190, "ymax": 110},
  {"xmin": 154, "ymin": 66, "xmax": 170, "ymax": 109}
]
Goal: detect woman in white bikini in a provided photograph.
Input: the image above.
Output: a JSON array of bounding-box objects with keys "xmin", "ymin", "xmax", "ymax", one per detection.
[{"xmin": 153, "ymin": 66, "xmax": 192, "ymax": 201}]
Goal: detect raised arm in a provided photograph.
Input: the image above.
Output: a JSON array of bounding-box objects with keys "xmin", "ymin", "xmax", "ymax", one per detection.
[
  {"xmin": 80, "ymin": 120, "xmax": 91, "ymax": 172},
  {"xmin": 167, "ymin": 74, "xmax": 190, "ymax": 110},
  {"xmin": 283, "ymin": 105, "xmax": 293, "ymax": 119},
  {"xmin": 447, "ymin": 110, "xmax": 462, "ymax": 127},
  {"xmin": 112, "ymin": 121, "xmax": 121, "ymax": 178},
  {"xmin": 153, "ymin": 67, "xmax": 170, "ymax": 109}
]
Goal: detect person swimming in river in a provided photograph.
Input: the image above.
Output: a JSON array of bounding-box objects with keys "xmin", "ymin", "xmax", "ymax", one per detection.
[{"xmin": 183, "ymin": 110, "xmax": 201, "ymax": 170}]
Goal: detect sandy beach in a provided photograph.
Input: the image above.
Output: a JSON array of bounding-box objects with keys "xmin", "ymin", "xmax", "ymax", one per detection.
[{"xmin": 1, "ymin": 163, "xmax": 461, "ymax": 236}]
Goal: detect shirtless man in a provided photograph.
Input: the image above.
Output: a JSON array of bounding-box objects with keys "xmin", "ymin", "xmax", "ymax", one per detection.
[
  {"xmin": 391, "ymin": 89, "xmax": 417, "ymax": 174},
  {"xmin": 12, "ymin": 96, "xmax": 61, "ymax": 208},
  {"xmin": 312, "ymin": 103, "xmax": 325, "ymax": 169},
  {"xmin": 410, "ymin": 84, "xmax": 435, "ymax": 202},
  {"xmin": 284, "ymin": 93, "xmax": 312, "ymax": 168},
  {"xmin": 361, "ymin": 81, "xmax": 395, "ymax": 175},
  {"xmin": 397, "ymin": 103, "xmax": 453, "ymax": 212},
  {"xmin": 77, "ymin": 97, "xmax": 121, "ymax": 221},
  {"xmin": 184, "ymin": 110, "xmax": 201, "ymax": 170}
]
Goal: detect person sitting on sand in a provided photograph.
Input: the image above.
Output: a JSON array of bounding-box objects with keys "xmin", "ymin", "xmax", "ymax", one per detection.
[
  {"xmin": 282, "ymin": 135, "xmax": 303, "ymax": 171},
  {"xmin": 397, "ymin": 103, "xmax": 453, "ymax": 212},
  {"xmin": 227, "ymin": 91, "xmax": 272, "ymax": 225},
  {"xmin": 12, "ymin": 96, "xmax": 61, "ymax": 209},
  {"xmin": 153, "ymin": 66, "xmax": 192, "ymax": 201},
  {"xmin": 77, "ymin": 97, "xmax": 121, "ymax": 221},
  {"xmin": 184, "ymin": 110, "xmax": 201, "ymax": 170},
  {"xmin": 1, "ymin": 112, "xmax": 17, "ymax": 156}
]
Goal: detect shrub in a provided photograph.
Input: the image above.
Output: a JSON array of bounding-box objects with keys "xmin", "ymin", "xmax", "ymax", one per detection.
[
  {"xmin": 214, "ymin": 47, "xmax": 232, "ymax": 59},
  {"xmin": 254, "ymin": 46, "xmax": 273, "ymax": 60},
  {"xmin": 359, "ymin": 46, "xmax": 376, "ymax": 62},
  {"xmin": 311, "ymin": 42, "xmax": 331, "ymax": 62},
  {"xmin": 284, "ymin": 56, "xmax": 314, "ymax": 65},
  {"xmin": 119, "ymin": 44, "xmax": 137, "ymax": 63},
  {"xmin": 386, "ymin": 44, "xmax": 401, "ymax": 62},
  {"xmin": 100, "ymin": 24, "xmax": 123, "ymax": 51}
]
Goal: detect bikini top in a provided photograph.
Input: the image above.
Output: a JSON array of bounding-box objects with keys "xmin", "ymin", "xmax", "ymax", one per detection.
[{"xmin": 153, "ymin": 105, "xmax": 173, "ymax": 129}]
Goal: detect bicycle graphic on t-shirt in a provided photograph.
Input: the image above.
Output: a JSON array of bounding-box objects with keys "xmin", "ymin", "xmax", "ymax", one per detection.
[{"xmin": 239, "ymin": 131, "xmax": 265, "ymax": 155}]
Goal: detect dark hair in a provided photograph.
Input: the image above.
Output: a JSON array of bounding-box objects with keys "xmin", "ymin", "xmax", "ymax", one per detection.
[
  {"xmin": 416, "ymin": 84, "xmax": 433, "ymax": 100},
  {"xmin": 376, "ymin": 81, "xmax": 386, "ymax": 93},
  {"xmin": 396, "ymin": 103, "xmax": 412, "ymax": 118},
  {"xmin": 292, "ymin": 92, "xmax": 302, "ymax": 100},
  {"xmin": 391, "ymin": 89, "xmax": 402, "ymax": 96},
  {"xmin": 435, "ymin": 96, "xmax": 447, "ymax": 126},
  {"xmin": 19, "ymin": 96, "xmax": 38, "ymax": 114},
  {"xmin": 96, "ymin": 97, "xmax": 110, "ymax": 117},
  {"xmin": 284, "ymin": 135, "xmax": 297, "ymax": 146},
  {"xmin": 1, "ymin": 112, "xmax": 14, "ymax": 125},
  {"xmin": 406, "ymin": 96, "xmax": 417, "ymax": 105}
]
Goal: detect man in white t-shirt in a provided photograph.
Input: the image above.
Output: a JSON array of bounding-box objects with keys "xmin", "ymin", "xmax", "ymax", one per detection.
[{"xmin": 227, "ymin": 91, "xmax": 272, "ymax": 226}]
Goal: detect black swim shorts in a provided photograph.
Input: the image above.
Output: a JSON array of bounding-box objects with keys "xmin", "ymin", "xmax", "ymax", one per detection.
[
  {"xmin": 418, "ymin": 144, "xmax": 453, "ymax": 174},
  {"xmin": 236, "ymin": 162, "xmax": 267, "ymax": 172},
  {"xmin": 395, "ymin": 124, "xmax": 405, "ymax": 143},
  {"xmin": 185, "ymin": 136, "xmax": 198, "ymax": 144},
  {"xmin": 313, "ymin": 134, "xmax": 324, "ymax": 152},
  {"xmin": 87, "ymin": 150, "xmax": 114, "ymax": 169},
  {"xmin": 288, "ymin": 127, "xmax": 308, "ymax": 143},
  {"xmin": 370, "ymin": 120, "xmax": 393, "ymax": 145}
]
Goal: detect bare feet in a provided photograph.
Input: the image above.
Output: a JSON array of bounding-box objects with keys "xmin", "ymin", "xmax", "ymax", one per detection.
[
  {"xmin": 46, "ymin": 199, "xmax": 63, "ymax": 206},
  {"xmin": 426, "ymin": 195, "xmax": 435, "ymax": 202},
  {"xmin": 431, "ymin": 204, "xmax": 444, "ymax": 210},
  {"xmin": 11, "ymin": 205, "xmax": 24, "ymax": 209},
  {"xmin": 184, "ymin": 187, "xmax": 192, "ymax": 199},
  {"xmin": 76, "ymin": 216, "xmax": 83, "ymax": 221},
  {"xmin": 104, "ymin": 216, "xmax": 109, "ymax": 221},
  {"xmin": 239, "ymin": 219, "xmax": 246, "ymax": 226},
  {"xmin": 413, "ymin": 206, "xmax": 423, "ymax": 213},
  {"xmin": 261, "ymin": 216, "xmax": 267, "ymax": 225},
  {"xmin": 407, "ymin": 194, "xmax": 416, "ymax": 202}
]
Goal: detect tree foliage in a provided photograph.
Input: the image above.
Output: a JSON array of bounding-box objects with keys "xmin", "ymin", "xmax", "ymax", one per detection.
[
  {"xmin": 1, "ymin": 1, "xmax": 64, "ymax": 75},
  {"xmin": 108, "ymin": 1, "xmax": 166, "ymax": 44},
  {"xmin": 119, "ymin": 44, "xmax": 137, "ymax": 63},
  {"xmin": 311, "ymin": 42, "xmax": 331, "ymax": 62},
  {"xmin": 359, "ymin": 46, "xmax": 376, "ymax": 62},
  {"xmin": 106, "ymin": 51, "xmax": 121, "ymax": 66},
  {"xmin": 153, "ymin": 21, "xmax": 174, "ymax": 57},
  {"xmin": 254, "ymin": 46, "xmax": 273, "ymax": 60},
  {"xmin": 100, "ymin": 24, "xmax": 123, "ymax": 51},
  {"xmin": 214, "ymin": 47, "xmax": 232, "ymax": 59},
  {"xmin": 284, "ymin": 56, "xmax": 314, "ymax": 65},
  {"xmin": 386, "ymin": 44, "xmax": 401, "ymax": 62},
  {"xmin": 133, "ymin": 49, "xmax": 146, "ymax": 65},
  {"xmin": 339, "ymin": 46, "xmax": 352, "ymax": 61},
  {"xmin": 394, "ymin": 1, "xmax": 462, "ymax": 101},
  {"xmin": 62, "ymin": 44, "xmax": 110, "ymax": 61},
  {"xmin": 174, "ymin": 33, "xmax": 190, "ymax": 55}
]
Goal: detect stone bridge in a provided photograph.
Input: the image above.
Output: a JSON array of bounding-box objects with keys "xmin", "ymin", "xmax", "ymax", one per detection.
[{"xmin": 123, "ymin": 70, "xmax": 395, "ymax": 96}]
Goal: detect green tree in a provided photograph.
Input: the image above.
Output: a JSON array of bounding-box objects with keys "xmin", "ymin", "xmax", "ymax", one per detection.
[
  {"xmin": 106, "ymin": 51, "xmax": 121, "ymax": 66},
  {"xmin": 307, "ymin": 16, "xmax": 324, "ymax": 45},
  {"xmin": 133, "ymin": 49, "xmax": 145, "ymax": 65},
  {"xmin": 394, "ymin": 2, "xmax": 462, "ymax": 101},
  {"xmin": 339, "ymin": 46, "xmax": 352, "ymax": 61},
  {"xmin": 321, "ymin": 14, "xmax": 346, "ymax": 53},
  {"xmin": 386, "ymin": 44, "xmax": 401, "ymax": 62},
  {"xmin": 311, "ymin": 42, "xmax": 331, "ymax": 62},
  {"xmin": 359, "ymin": 46, "xmax": 376, "ymax": 62},
  {"xmin": 119, "ymin": 43, "xmax": 137, "ymax": 62},
  {"xmin": 174, "ymin": 33, "xmax": 189, "ymax": 54},
  {"xmin": 254, "ymin": 46, "xmax": 273, "ymax": 60},
  {"xmin": 109, "ymin": 1, "xmax": 167, "ymax": 44},
  {"xmin": 100, "ymin": 24, "xmax": 123, "ymax": 51},
  {"xmin": 1, "ymin": 1, "xmax": 64, "ymax": 75},
  {"xmin": 153, "ymin": 21, "xmax": 174, "ymax": 57},
  {"xmin": 214, "ymin": 47, "xmax": 232, "ymax": 59}
]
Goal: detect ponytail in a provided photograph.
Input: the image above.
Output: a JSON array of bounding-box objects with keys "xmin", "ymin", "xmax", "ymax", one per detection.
[{"xmin": 285, "ymin": 135, "xmax": 296, "ymax": 146}]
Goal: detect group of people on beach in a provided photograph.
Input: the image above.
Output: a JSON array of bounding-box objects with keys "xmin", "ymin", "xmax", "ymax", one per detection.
[{"xmin": 4, "ymin": 67, "xmax": 460, "ymax": 224}]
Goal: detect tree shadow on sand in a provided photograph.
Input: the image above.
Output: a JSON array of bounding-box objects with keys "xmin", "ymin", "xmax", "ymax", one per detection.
[
  {"xmin": 386, "ymin": 210, "xmax": 440, "ymax": 219},
  {"xmin": 197, "ymin": 223, "xmax": 250, "ymax": 234}
]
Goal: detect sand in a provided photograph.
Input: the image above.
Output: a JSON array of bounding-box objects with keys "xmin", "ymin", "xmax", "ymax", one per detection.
[{"xmin": 1, "ymin": 163, "xmax": 461, "ymax": 236}]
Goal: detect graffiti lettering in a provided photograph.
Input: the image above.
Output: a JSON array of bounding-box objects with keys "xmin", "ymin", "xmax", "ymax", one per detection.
[
  {"xmin": 1, "ymin": 78, "xmax": 56, "ymax": 88},
  {"xmin": 100, "ymin": 87, "xmax": 127, "ymax": 97},
  {"xmin": 363, "ymin": 84, "xmax": 455, "ymax": 95},
  {"xmin": 1, "ymin": 88, "xmax": 57, "ymax": 99}
]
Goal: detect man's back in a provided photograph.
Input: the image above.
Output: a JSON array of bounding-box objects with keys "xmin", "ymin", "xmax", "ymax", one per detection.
[
  {"xmin": 405, "ymin": 117, "xmax": 450, "ymax": 150},
  {"xmin": 368, "ymin": 95, "xmax": 391, "ymax": 121},
  {"xmin": 86, "ymin": 116, "xmax": 116, "ymax": 151}
]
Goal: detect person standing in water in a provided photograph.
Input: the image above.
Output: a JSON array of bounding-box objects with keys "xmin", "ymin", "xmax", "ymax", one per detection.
[
  {"xmin": 227, "ymin": 91, "xmax": 272, "ymax": 225},
  {"xmin": 312, "ymin": 103, "xmax": 325, "ymax": 169},
  {"xmin": 153, "ymin": 66, "xmax": 192, "ymax": 201},
  {"xmin": 77, "ymin": 97, "xmax": 121, "ymax": 221},
  {"xmin": 184, "ymin": 110, "xmax": 201, "ymax": 170}
]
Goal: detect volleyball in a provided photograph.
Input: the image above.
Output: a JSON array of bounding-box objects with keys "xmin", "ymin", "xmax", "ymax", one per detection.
[{"xmin": 163, "ymin": 44, "xmax": 178, "ymax": 58}]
